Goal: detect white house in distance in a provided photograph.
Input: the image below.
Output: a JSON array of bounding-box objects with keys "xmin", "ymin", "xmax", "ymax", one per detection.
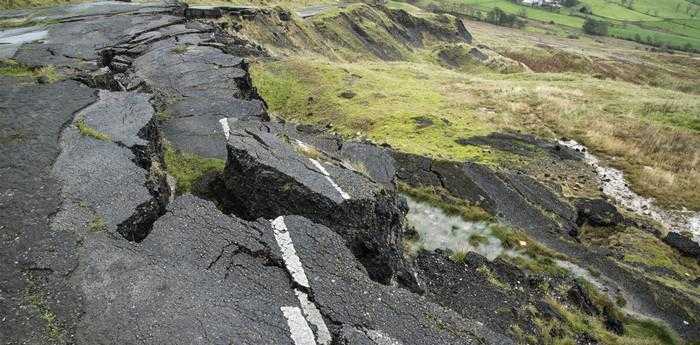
[{"xmin": 521, "ymin": 0, "xmax": 562, "ymax": 7}]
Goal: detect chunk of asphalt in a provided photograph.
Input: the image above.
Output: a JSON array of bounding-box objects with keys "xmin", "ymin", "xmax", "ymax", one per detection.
[
  {"xmin": 75, "ymin": 196, "xmax": 298, "ymax": 345},
  {"xmin": 14, "ymin": 13, "xmax": 184, "ymax": 69},
  {"xmin": 130, "ymin": 40, "xmax": 267, "ymax": 158},
  {"xmin": 223, "ymin": 120, "xmax": 417, "ymax": 289},
  {"xmin": 53, "ymin": 90, "xmax": 168, "ymax": 242}
]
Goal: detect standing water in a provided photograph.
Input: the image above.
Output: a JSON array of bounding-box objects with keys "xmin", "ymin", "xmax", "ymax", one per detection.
[{"xmin": 404, "ymin": 196, "xmax": 505, "ymax": 260}]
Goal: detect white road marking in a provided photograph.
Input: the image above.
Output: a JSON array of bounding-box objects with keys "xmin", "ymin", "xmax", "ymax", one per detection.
[
  {"xmin": 281, "ymin": 306, "xmax": 317, "ymax": 345},
  {"xmin": 308, "ymin": 158, "xmax": 351, "ymax": 200},
  {"xmin": 219, "ymin": 118, "xmax": 230, "ymax": 140},
  {"xmin": 272, "ymin": 216, "xmax": 332, "ymax": 345},
  {"xmin": 295, "ymin": 290, "xmax": 332, "ymax": 345},
  {"xmin": 271, "ymin": 216, "xmax": 310, "ymax": 288}
]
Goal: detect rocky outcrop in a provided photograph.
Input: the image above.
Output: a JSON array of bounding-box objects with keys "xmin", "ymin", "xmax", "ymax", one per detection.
[
  {"xmin": 663, "ymin": 232, "xmax": 700, "ymax": 259},
  {"xmin": 230, "ymin": 3, "xmax": 472, "ymax": 61},
  {"xmin": 222, "ymin": 121, "xmax": 417, "ymax": 290}
]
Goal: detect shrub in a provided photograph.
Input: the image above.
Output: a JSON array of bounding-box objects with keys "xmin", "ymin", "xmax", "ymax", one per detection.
[
  {"xmin": 486, "ymin": 7, "xmax": 525, "ymax": 28},
  {"xmin": 582, "ymin": 18, "xmax": 609, "ymax": 36},
  {"xmin": 561, "ymin": 0, "xmax": 579, "ymax": 7}
]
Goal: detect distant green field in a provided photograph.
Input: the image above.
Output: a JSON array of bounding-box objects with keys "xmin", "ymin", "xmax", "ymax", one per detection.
[{"xmin": 399, "ymin": 0, "xmax": 700, "ymax": 51}]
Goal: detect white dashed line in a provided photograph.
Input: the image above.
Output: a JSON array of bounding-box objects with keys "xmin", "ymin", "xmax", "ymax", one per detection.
[
  {"xmin": 271, "ymin": 216, "xmax": 310, "ymax": 288},
  {"xmin": 281, "ymin": 306, "xmax": 317, "ymax": 345},
  {"xmin": 308, "ymin": 158, "xmax": 351, "ymax": 200},
  {"xmin": 271, "ymin": 216, "xmax": 332, "ymax": 345},
  {"xmin": 295, "ymin": 290, "xmax": 332, "ymax": 345},
  {"xmin": 219, "ymin": 118, "xmax": 230, "ymax": 140}
]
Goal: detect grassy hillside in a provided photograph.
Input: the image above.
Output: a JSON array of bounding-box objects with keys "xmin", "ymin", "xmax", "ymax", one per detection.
[
  {"xmin": 243, "ymin": 2, "xmax": 700, "ymax": 212},
  {"xmin": 400, "ymin": 0, "xmax": 700, "ymax": 51}
]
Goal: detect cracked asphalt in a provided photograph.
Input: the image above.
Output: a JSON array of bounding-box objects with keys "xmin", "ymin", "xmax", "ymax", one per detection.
[{"xmin": 0, "ymin": 2, "xmax": 511, "ymax": 344}]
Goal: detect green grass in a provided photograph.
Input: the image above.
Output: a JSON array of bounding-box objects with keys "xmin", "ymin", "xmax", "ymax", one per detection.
[
  {"xmin": 170, "ymin": 45, "xmax": 189, "ymax": 54},
  {"xmin": 544, "ymin": 297, "xmax": 681, "ymax": 345},
  {"xmin": 88, "ymin": 215, "xmax": 106, "ymax": 233},
  {"xmin": 476, "ymin": 264, "xmax": 510, "ymax": 290},
  {"xmin": 609, "ymin": 23, "xmax": 700, "ymax": 50},
  {"xmin": 251, "ymin": 57, "xmax": 526, "ymax": 165},
  {"xmin": 75, "ymin": 118, "xmax": 110, "ymax": 141},
  {"xmin": 252, "ymin": 54, "xmax": 700, "ymax": 210},
  {"xmin": 0, "ymin": 60, "xmax": 61, "ymax": 82},
  {"xmin": 0, "ymin": 16, "xmax": 60, "ymax": 28},
  {"xmin": 398, "ymin": 183, "xmax": 492, "ymax": 222},
  {"xmin": 163, "ymin": 144, "xmax": 225, "ymax": 194},
  {"xmin": 0, "ymin": 0, "xmax": 94, "ymax": 10}
]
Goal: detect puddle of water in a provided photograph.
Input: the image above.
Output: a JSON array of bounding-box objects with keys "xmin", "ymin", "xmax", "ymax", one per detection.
[
  {"xmin": 405, "ymin": 196, "xmax": 505, "ymax": 261},
  {"xmin": 559, "ymin": 140, "xmax": 700, "ymax": 243}
]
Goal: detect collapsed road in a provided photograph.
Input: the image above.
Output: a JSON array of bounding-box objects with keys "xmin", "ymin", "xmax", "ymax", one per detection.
[
  {"xmin": 1, "ymin": 1, "xmax": 698, "ymax": 344},
  {"xmin": 0, "ymin": 2, "xmax": 506, "ymax": 344}
]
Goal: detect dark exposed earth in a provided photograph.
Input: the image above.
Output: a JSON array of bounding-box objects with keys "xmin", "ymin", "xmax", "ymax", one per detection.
[{"xmin": 1, "ymin": 2, "xmax": 698, "ymax": 345}]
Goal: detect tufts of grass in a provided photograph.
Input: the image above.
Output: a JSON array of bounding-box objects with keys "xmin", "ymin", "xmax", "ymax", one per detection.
[
  {"xmin": 156, "ymin": 110, "xmax": 171, "ymax": 123},
  {"xmin": 468, "ymin": 233, "xmax": 489, "ymax": 247},
  {"xmin": 449, "ymin": 250, "xmax": 469, "ymax": 264},
  {"xmin": 163, "ymin": 144, "xmax": 225, "ymax": 194},
  {"xmin": 23, "ymin": 275, "xmax": 64, "ymax": 341},
  {"xmin": 544, "ymin": 295, "xmax": 681, "ymax": 345},
  {"xmin": 88, "ymin": 216, "xmax": 106, "ymax": 233},
  {"xmin": 476, "ymin": 264, "xmax": 510, "ymax": 290},
  {"xmin": 170, "ymin": 45, "xmax": 188, "ymax": 54},
  {"xmin": 344, "ymin": 160, "xmax": 370, "ymax": 176},
  {"xmin": 398, "ymin": 183, "xmax": 492, "ymax": 222},
  {"xmin": 75, "ymin": 118, "xmax": 110, "ymax": 141},
  {"xmin": 0, "ymin": 129, "xmax": 26, "ymax": 145},
  {"xmin": 491, "ymin": 224, "xmax": 571, "ymax": 276},
  {"xmin": 582, "ymin": 225, "xmax": 700, "ymax": 279}
]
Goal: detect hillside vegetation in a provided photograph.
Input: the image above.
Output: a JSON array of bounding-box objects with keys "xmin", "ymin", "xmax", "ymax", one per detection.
[
  {"xmin": 401, "ymin": 0, "xmax": 700, "ymax": 52},
  {"xmin": 241, "ymin": 2, "xmax": 700, "ymax": 211}
]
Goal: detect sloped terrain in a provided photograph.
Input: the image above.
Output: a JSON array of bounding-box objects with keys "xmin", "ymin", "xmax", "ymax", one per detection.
[{"xmin": 0, "ymin": 1, "xmax": 698, "ymax": 345}]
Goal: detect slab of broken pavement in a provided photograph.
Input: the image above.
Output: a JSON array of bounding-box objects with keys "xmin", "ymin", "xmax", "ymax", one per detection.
[{"xmin": 0, "ymin": 1, "xmax": 697, "ymax": 344}]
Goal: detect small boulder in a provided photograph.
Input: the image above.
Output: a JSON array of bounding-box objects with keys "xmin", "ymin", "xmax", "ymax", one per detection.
[
  {"xmin": 575, "ymin": 198, "xmax": 624, "ymax": 227},
  {"xmin": 339, "ymin": 90, "xmax": 357, "ymax": 99},
  {"xmin": 411, "ymin": 116, "xmax": 433, "ymax": 128}
]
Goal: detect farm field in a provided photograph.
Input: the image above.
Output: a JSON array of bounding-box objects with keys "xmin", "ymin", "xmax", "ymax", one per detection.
[{"xmin": 400, "ymin": 0, "xmax": 700, "ymax": 51}]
